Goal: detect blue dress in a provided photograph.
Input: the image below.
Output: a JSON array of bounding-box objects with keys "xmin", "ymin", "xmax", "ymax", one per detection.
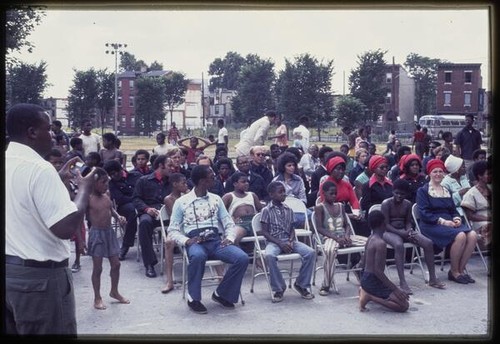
[{"xmin": 416, "ymin": 183, "xmax": 470, "ymax": 249}]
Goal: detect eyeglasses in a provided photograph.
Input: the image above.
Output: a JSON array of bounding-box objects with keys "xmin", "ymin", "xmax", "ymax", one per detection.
[{"xmin": 254, "ymin": 153, "xmax": 265, "ymax": 157}]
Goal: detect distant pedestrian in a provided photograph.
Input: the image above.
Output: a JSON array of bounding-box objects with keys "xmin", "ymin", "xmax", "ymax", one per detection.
[
  {"xmin": 235, "ymin": 110, "xmax": 277, "ymax": 156},
  {"xmin": 79, "ymin": 119, "xmax": 101, "ymax": 156},
  {"xmin": 454, "ymin": 114, "xmax": 483, "ymax": 170},
  {"xmin": 167, "ymin": 122, "xmax": 181, "ymax": 145},
  {"xmin": 292, "ymin": 115, "xmax": 310, "ymax": 153},
  {"xmin": 216, "ymin": 119, "xmax": 229, "ymax": 149}
]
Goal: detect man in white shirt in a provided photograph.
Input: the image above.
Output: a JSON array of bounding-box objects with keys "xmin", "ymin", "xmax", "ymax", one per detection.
[
  {"xmin": 216, "ymin": 119, "xmax": 229, "ymax": 149},
  {"xmin": 153, "ymin": 132, "xmax": 175, "ymax": 155},
  {"xmin": 79, "ymin": 119, "xmax": 101, "ymax": 156},
  {"xmin": 5, "ymin": 103, "xmax": 96, "ymax": 335},
  {"xmin": 235, "ymin": 110, "xmax": 277, "ymax": 156},
  {"xmin": 292, "ymin": 116, "xmax": 310, "ymax": 153}
]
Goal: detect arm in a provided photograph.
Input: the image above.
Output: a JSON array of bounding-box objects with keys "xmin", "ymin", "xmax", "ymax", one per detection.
[
  {"xmin": 197, "ymin": 136, "xmax": 216, "ymax": 149},
  {"xmin": 221, "ymin": 193, "xmax": 233, "ymax": 212},
  {"xmin": 176, "ymin": 137, "xmax": 190, "ymax": 149},
  {"xmin": 251, "ymin": 193, "xmax": 264, "ymax": 212}
]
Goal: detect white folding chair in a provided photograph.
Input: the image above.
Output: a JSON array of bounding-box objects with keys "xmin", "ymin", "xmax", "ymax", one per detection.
[
  {"xmin": 283, "ymin": 196, "xmax": 313, "ymax": 247},
  {"xmin": 249, "ymin": 212, "xmax": 304, "ymax": 302},
  {"xmin": 411, "ymin": 203, "xmax": 448, "ymax": 271},
  {"xmin": 311, "ymin": 208, "xmax": 366, "ymax": 294},
  {"xmin": 111, "ymin": 199, "xmax": 124, "ymax": 239},
  {"xmin": 368, "ymin": 204, "xmax": 426, "ymax": 282},
  {"xmin": 463, "ymin": 212, "xmax": 489, "ymax": 273}
]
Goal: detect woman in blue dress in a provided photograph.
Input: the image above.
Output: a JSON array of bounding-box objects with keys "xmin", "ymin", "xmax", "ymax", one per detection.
[{"xmin": 416, "ymin": 159, "xmax": 478, "ymax": 284}]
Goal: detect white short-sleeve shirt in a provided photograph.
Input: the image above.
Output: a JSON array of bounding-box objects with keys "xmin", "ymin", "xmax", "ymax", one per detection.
[{"xmin": 5, "ymin": 142, "xmax": 78, "ymax": 261}]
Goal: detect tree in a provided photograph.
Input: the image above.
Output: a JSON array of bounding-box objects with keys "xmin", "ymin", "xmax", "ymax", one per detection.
[
  {"xmin": 333, "ymin": 95, "xmax": 368, "ymax": 129},
  {"xmin": 163, "ymin": 72, "xmax": 188, "ymax": 128},
  {"xmin": 5, "ymin": 6, "xmax": 45, "ymax": 66},
  {"xmin": 135, "ymin": 76, "xmax": 166, "ymax": 136},
  {"xmin": 405, "ymin": 53, "xmax": 445, "ymax": 120},
  {"xmin": 6, "ymin": 61, "xmax": 49, "ymax": 108},
  {"xmin": 149, "ymin": 61, "xmax": 164, "ymax": 71},
  {"xmin": 95, "ymin": 69, "xmax": 115, "ymax": 135},
  {"xmin": 349, "ymin": 49, "xmax": 388, "ymax": 122},
  {"xmin": 276, "ymin": 53, "xmax": 335, "ymax": 137},
  {"xmin": 208, "ymin": 51, "xmax": 245, "ymax": 91},
  {"xmin": 66, "ymin": 69, "xmax": 99, "ymax": 130},
  {"xmin": 231, "ymin": 55, "xmax": 276, "ymax": 123}
]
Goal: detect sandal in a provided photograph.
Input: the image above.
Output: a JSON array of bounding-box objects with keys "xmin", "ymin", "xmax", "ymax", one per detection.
[{"xmin": 428, "ymin": 280, "xmax": 446, "ymax": 289}]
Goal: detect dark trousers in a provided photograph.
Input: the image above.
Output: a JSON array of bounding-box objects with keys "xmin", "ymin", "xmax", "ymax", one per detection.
[
  {"xmin": 117, "ymin": 202, "xmax": 138, "ymax": 248},
  {"xmin": 138, "ymin": 214, "xmax": 161, "ymax": 267}
]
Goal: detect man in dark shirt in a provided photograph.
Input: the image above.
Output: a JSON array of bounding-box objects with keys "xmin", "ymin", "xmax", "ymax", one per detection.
[
  {"xmin": 130, "ymin": 149, "xmax": 153, "ymax": 175},
  {"xmin": 104, "ymin": 160, "xmax": 142, "ymax": 261},
  {"xmin": 454, "ymin": 114, "xmax": 483, "ymax": 170},
  {"xmin": 249, "ymin": 145, "xmax": 273, "ymax": 185},
  {"xmin": 227, "ymin": 155, "xmax": 269, "ymax": 202},
  {"xmin": 307, "ymin": 145, "xmax": 333, "ymax": 207},
  {"xmin": 133, "ymin": 155, "xmax": 172, "ymax": 278}
]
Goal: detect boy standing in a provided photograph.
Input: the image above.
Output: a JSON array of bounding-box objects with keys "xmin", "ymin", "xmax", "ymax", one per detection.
[
  {"xmin": 359, "ymin": 210, "xmax": 409, "ymax": 312},
  {"xmin": 86, "ymin": 167, "xmax": 130, "ymax": 310},
  {"xmin": 260, "ymin": 181, "xmax": 315, "ymax": 302},
  {"xmin": 100, "ymin": 132, "xmax": 124, "ymax": 166}
]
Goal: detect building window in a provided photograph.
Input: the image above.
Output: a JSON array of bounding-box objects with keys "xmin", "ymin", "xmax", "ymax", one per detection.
[
  {"xmin": 121, "ymin": 116, "xmax": 126, "ymax": 124},
  {"xmin": 118, "ymin": 97, "xmax": 122, "ymax": 107},
  {"xmin": 464, "ymin": 71, "xmax": 472, "ymax": 84},
  {"xmin": 385, "ymin": 92, "xmax": 392, "ymax": 104},
  {"xmin": 444, "ymin": 91, "xmax": 451, "ymax": 106},
  {"xmin": 386, "ymin": 73, "xmax": 392, "ymax": 83},
  {"xmin": 131, "ymin": 117, "xmax": 135, "ymax": 126},
  {"xmin": 129, "ymin": 96, "xmax": 134, "ymax": 107},
  {"xmin": 464, "ymin": 92, "xmax": 472, "ymax": 107},
  {"xmin": 444, "ymin": 71, "xmax": 452, "ymax": 83},
  {"xmin": 129, "ymin": 80, "xmax": 134, "ymax": 90}
]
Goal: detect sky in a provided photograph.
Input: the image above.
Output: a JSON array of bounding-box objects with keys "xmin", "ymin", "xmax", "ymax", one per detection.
[{"xmin": 9, "ymin": 5, "xmax": 492, "ymax": 99}]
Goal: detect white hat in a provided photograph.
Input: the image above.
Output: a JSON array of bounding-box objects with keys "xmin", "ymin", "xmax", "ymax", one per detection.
[{"xmin": 444, "ymin": 155, "xmax": 463, "ymax": 174}]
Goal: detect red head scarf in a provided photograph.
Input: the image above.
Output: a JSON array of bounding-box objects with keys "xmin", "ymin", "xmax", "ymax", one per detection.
[
  {"xmin": 368, "ymin": 155, "xmax": 387, "ymax": 173},
  {"xmin": 399, "ymin": 153, "xmax": 421, "ymax": 172},
  {"xmin": 326, "ymin": 156, "xmax": 346, "ymax": 174},
  {"xmin": 426, "ymin": 158, "xmax": 446, "ymax": 175}
]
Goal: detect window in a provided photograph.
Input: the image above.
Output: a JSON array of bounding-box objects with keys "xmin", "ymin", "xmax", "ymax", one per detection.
[
  {"xmin": 129, "ymin": 96, "xmax": 134, "ymax": 107},
  {"xmin": 131, "ymin": 117, "xmax": 135, "ymax": 125},
  {"xmin": 464, "ymin": 92, "xmax": 471, "ymax": 107},
  {"xmin": 385, "ymin": 92, "xmax": 392, "ymax": 104},
  {"xmin": 444, "ymin": 71, "xmax": 452, "ymax": 83},
  {"xmin": 441, "ymin": 120, "xmax": 451, "ymax": 126},
  {"xmin": 450, "ymin": 120, "xmax": 460, "ymax": 125},
  {"xmin": 464, "ymin": 71, "xmax": 472, "ymax": 84},
  {"xmin": 444, "ymin": 91, "xmax": 451, "ymax": 106},
  {"xmin": 129, "ymin": 80, "xmax": 134, "ymax": 90},
  {"xmin": 118, "ymin": 96, "xmax": 122, "ymax": 107},
  {"xmin": 118, "ymin": 80, "xmax": 122, "ymax": 89},
  {"xmin": 121, "ymin": 116, "xmax": 126, "ymax": 124},
  {"xmin": 386, "ymin": 73, "xmax": 392, "ymax": 83}
]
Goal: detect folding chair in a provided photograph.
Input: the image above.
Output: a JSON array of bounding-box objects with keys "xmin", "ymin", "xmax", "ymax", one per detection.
[
  {"xmin": 311, "ymin": 208, "xmax": 366, "ymax": 294},
  {"xmin": 411, "ymin": 203, "xmax": 448, "ymax": 271},
  {"xmin": 368, "ymin": 204, "xmax": 426, "ymax": 282},
  {"xmin": 283, "ymin": 196, "xmax": 313, "ymax": 247},
  {"xmin": 111, "ymin": 200, "xmax": 125, "ymax": 240},
  {"xmin": 180, "ymin": 235, "xmax": 245, "ymax": 306},
  {"xmin": 463, "ymin": 212, "xmax": 489, "ymax": 273},
  {"xmin": 249, "ymin": 212, "xmax": 304, "ymax": 302}
]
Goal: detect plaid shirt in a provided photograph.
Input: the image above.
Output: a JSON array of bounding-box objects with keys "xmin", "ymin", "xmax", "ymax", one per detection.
[{"xmin": 260, "ymin": 202, "xmax": 294, "ymax": 241}]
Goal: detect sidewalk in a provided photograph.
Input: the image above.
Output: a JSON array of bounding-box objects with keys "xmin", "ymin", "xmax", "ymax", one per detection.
[{"xmin": 72, "ymin": 244, "xmax": 492, "ymax": 340}]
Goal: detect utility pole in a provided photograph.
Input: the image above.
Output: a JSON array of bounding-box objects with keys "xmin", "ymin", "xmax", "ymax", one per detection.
[
  {"xmin": 201, "ymin": 72, "xmax": 205, "ymax": 128},
  {"xmin": 105, "ymin": 42, "xmax": 127, "ymax": 136}
]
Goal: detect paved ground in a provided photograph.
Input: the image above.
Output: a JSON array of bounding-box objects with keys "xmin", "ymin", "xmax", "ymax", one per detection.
[{"xmin": 72, "ymin": 240, "xmax": 492, "ymax": 341}]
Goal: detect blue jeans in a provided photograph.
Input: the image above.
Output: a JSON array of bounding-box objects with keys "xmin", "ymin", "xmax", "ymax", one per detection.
[
  {"xmin": 186, "ymin": 240, "xmax": 249, "ymax": 303},
  {"xmin": 265, "ymin": 241, "xmax": 315, "ymax": 293}
]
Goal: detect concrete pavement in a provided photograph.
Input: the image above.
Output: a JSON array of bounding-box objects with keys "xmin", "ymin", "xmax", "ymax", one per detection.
[{"xmin": 72, "ymin": 242, "xmax": 492, "ymax": 340}]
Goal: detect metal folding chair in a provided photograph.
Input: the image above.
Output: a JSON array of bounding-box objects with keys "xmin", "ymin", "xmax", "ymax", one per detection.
[
  {"xmin": 283, "ymin": 196, "xmax": 313, "ymax": 247},
  {"xmin": 463, "ymin": 212, "xmax": 489, "ymax": 273}
]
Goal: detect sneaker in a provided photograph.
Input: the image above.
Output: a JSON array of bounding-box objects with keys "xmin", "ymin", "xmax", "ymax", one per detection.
[
  {"xmin": 71, "ymin": 262, "xmax": 81, "ymax": 273},
  {"xmin": 187, "ymin": 300, "xmax": 208, "ymax": 314},
  {"xmin": 272, "ymin": 291, "xmax": 284, "ymax": 303},
  {"xmin": 293, "ymin": 282, "xmax": 315, "ymax": 300},
  {"xmin": 319, "ymin": 287, "xmax": 330, "ymax": 296},
  {"xmin": 212, "ymin": 292, "xmax": 235, "ymax": 309},
  {"xmin": 118, "ymin": 246, "xmax": 129, "ymax": 261}
]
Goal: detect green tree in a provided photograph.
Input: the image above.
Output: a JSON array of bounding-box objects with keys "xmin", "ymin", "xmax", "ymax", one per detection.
[
  {"xmin": 95, "ymin": 69, "xmax": 115, "ymax": 134},
  {"xmin": 6, "ymin": 61, "xmax": 49, "ymax": 107},
  {"xmin": 276, "ymin": 53, "xmax": 335, "ymax": 137},
  {"xmin": 5, "ymin": 6, "xmax": 45, "ymax": 66},
  {"xmin": 405, "ymin": 53, "xmax": 445, "ymax": 120},
  {"xmin": 208, "ymin": 51, "xmax": 245, "ymax": 91},
  {"xmin": 66, "ymin": 69, "xmax": 99, "ymax": 130},
  {"xmin": 163, "ymin": 72, "xmax": 188, "ymax": 128},
  {"xmin": 149, "ymin": 61, "xmax": 164, "ymax": 71},
  {"xmin": 349, "ymin": 49, "xmax": 388, "ymax": 122},
  {"xmin": 231, "ymin": 55, "xmax": 276, "ymax": 123},
  {"xmin": 135, "ymin": 76, "xmax": 166, "ymax": 136},
  {"xmin": 333, "ymin": 95, "xmax": 368, "ymax": 129}
]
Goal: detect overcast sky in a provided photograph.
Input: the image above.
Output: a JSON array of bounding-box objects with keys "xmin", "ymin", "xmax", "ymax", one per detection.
[{"xmin": 10, "ymin": 5, "xmax": 491, "ymax": 99}]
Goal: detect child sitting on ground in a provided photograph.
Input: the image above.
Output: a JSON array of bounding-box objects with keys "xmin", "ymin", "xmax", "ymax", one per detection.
[
  {"xmin": 260, "ymin": 181, "xmax": 316, "ymax": 303},
  {"xmin": 86, "ymin": 167, "xmax": 129, "ymax": 310},
  {"xmin": 359, "ymin": 210, "xmax": 409, "ymax": 312}
]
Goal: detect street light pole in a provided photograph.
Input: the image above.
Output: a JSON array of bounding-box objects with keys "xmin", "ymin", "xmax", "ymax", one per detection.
[{"xmin": 105, "ymin": 42, "xmax": 127, "ymax": 136}]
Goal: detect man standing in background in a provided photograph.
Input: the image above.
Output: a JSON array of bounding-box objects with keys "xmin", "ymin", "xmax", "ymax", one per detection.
[{"xmin": 235, "ymin": 110, "xmax": 277, "ymax": 156}]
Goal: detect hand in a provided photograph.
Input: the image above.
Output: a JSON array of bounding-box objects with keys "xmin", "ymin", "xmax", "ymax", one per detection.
[
  {"xmin": 118, "ymin": 216, "xmax": 127, "ymax": 226},
  {"xmin": 146, "ymin": 208, "xmax": 159, "ymax": 219},
  {"xmin": 280, "ymin": 241, "xmax": 293, "ymax": 254},
  {"xmin": 452, "ymin": 218, "xmax": 462, "ymax": 227},
  {"xmin": 220, "ymin": 238, "xmax": 234, "ymax": 247},
  {"xmin": 186, "ymin": 237, "xmax": 199, "ymax": 246},
  {"xmin": 59, "ymin": 156, "xmax": 84, "ymax": 182},
  {"xmin": 74, "ymin": 166, "xmax": 97, "ymax": 194},
  {"xmin": 394, "ymin": 287, "xmax": 410, "ymax": 301}
]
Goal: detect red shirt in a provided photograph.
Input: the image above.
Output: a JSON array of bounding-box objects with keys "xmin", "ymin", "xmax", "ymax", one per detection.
[{"xmin": 319, "ymin": 177, "xmax": 360, "ymax": 210}]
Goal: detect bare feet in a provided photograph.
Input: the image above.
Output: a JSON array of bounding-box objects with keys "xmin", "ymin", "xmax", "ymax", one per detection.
[
  {"xmin": 109, "ymin": 291, "xmax": 130, "ymax": 304},
  {"xmin": 428, "ymin": 279, "xmax": 446, "ymax": 289},
  {"xmin": 359, "ymin": 287, "xmax": 370, "ymax": 312},
  {"xmin": 161, "ymin": 284, "xmax": 174, "ymax": 294},
  {"xmin": 94, "ymin": 298, "xmax": 107, "ymax": 310},
  {"xmin": 400, "ymin": 284, "xmax": 413, "ymax": 295}
]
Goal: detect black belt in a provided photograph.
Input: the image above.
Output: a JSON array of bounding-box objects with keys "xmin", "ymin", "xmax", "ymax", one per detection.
[{"xmin": 5, "ymin": 255, "xmax": 69, "ymax": 268}]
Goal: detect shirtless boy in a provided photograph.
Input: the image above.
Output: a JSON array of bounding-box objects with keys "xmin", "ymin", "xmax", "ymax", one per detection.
[
  {"xmin": 359, "ymin": 210, "xmax": 409, "ymax": 312},
  {"xmin": 100, "ymin": 132, "xmax": 124, "ymax": 166},
  {"xmin": 162, "ymin": 172, "xmax": 189, "ymax": 294},
  {"xmin": 86, "ymin": 167, "xmax": 130, "ymax": 310},
  {"xmin": 381, "ymin": 179, "xmax": 445, "ymax": 292}
]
